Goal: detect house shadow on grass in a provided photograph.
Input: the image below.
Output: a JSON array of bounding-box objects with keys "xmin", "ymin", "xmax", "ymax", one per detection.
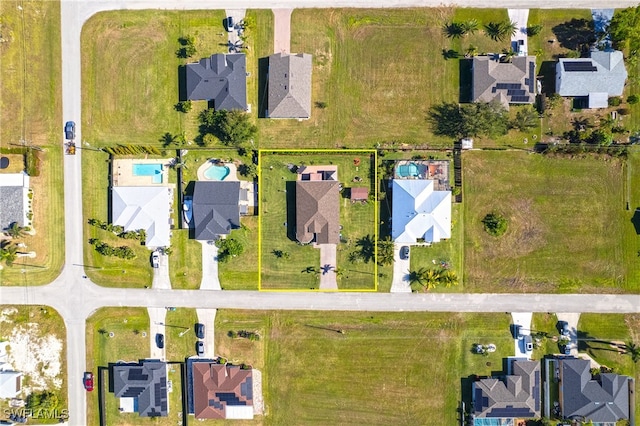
[
  {"xmin": 459, "ymin": 59, "xmax": 472, "ymax": 103},
  {"xmin": 538, "ymin": 61, "xmax": 557, "ymax": 95},
  {"xmin": 177, "ymin": 65, "xmax": 187, "ymax": 102},
  {"xmin": 285, "ymin": 180, "xmax": 297, "ymax": 241},
  {"xmin": 257, "ymin": 57, "xmax": 269, "ymax": 118},
  {"xmin": 631, "ymin": 208, "xmax": 640, "ymax": 235}
]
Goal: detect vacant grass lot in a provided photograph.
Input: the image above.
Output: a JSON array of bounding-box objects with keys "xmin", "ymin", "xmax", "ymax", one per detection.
[
  {"xmin": 463, "ymin": 150, "xmax": 637, "ymax": 293},
  {"xmin": 215, "ymin": 310, "xmax": 513, "ymax": 425},
  {"xmin": 219, "ymin": 216, "xmax": 260, "ymax": 290},
  {"xmin": 259, "ymin": 152, "xmax": 376, "ymax": 290},
  {"xmin": 257, "ymin": 8, "xmax": 459, "ymax": 149},
  {"xmin": 0, "ymin": 0, "xmax": 64, "ymax": 285}
]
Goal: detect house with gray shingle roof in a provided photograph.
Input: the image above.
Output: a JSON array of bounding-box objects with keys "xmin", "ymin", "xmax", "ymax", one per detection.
[
  {"xmin": 559, "ymin": 357, "xmax": 631, "ymax": 424},
  {"xmin": 185, "ymin": 54, "xmax": 247, "ymax": 111},
  {"xmin": 192, "ymin": 181, "xmax": 241, "ymax": 240},
  {"xmin": 112, "ymin": 361, "xmax": 168, "ymax": 417},
  {"xmin": 472, "ymin": 359, "xmax": 541, "ymax": 422},
  {"xmin": 472, "ymin": 55, "xmax": 537, "ymax": 107},
  {"xmin": 267, "ymin": 53, "xmax": 312, "ymax": 119},
  {"xmin": 555, "ymin": 50, "xmax": 628, "ymax": 108},
  {"xmin": 0, "ymin": 172, "xmax": 30, "ymax": 231}
]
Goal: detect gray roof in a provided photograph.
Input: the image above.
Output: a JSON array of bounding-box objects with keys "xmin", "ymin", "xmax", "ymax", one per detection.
[
  {"xmin": 185, "ymin": 54, "xmax": 247, "ymax": 110},
  {"xmin": 192, "ymin": 181, "xmax": 241, "ymax": 240},
  {"xmin": 113, "ymin": 361, "xmax": 168, "ymax": 417},
  {"xmin": 267, "ymin": 53, "xmax": 312, "ymax": 118},
  {"xmin": 0, "ymin": 186, "xmax": 24, "ymax": 230},
  {"xmin": 295, "ymin": 181, "xmax": 340, "ymax": 244},
  {"xmin": 473, "ymin": 360, "xmax": 541, "ymax": 419},
  {"xmin": 556, "ymin": 50, "xmax": 627, "ymax": 98},
  {"xmin": 560, "ymin": 358, "xmax": 630, "ymax": 423},
  {"xmin": 472, "ymin": 55, "xmax": 536, "ymax": 106}
]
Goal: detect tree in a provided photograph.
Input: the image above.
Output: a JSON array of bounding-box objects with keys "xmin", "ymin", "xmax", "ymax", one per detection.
[
  {"xmin": 175, "ymin": 100, "xmax": 192, "ymax": 113},
  {"xmin": 624, "ymin": 341, "xmax": 640, "ymax": 363},
  {"xmin": 0, "ymin": 243, "xmax": 18, "ymax": 267},
  {"xmin": 176, "ymin": 35, "xmax": 197, "ymax": 58},
  {"xmin": 376, "ymin": 237, "xmax": 394, "ymax": 266},
  {"xmin": 512, "ymin": 106, "xmax": 539, "ymax": 131},
  {"xmin": 202, "ymin": 133, "xmax": 221, "ymax": 147},
  {"xmin": 628, "ymin": 94, "xmax": 639, "ymax": 104},
  {"xmin": 526, "ymin": 24, "xmax": 543, "ymax": 36},
  {"xmin": 482, "ymin": 212, "xmax": 508, "ymax": 237},
  {"xmin": 409, "ymin": 267, "xmax": 440, "ymax": 292},
  {"xmin": 429, "ymin": 101, "xmax": 509, "ymax": 138},
  {"xmin": 199, "ymin": 109, "xmax": 257, "ymax": 146},
  {"xmin": 500, "ymin": 48, "xmax": 516, "ymax": 63},
  {"xmin": 238, "ymin": 163, "xmax": 258, "ymax": 178},
  {"xmin": 26, "ymin": 391, "xmax": 59, "ymax": 411},
  {"xmin": 460, "ymin": 19, "xmax": 479, "ymax": 36},
  {"xmin": 6, "ymin": 222, "xmax": 26, "ymax": 238},
  {"xmin": 484, "ymin": 21, "xmax": 503, "ymax": 41},
  {"xmin": 609, "ymin": 6, "xmax": 640, "ymax": 51},
  {"xmin": 465, "ymin": 45, "xmax": 478, "ymax": 58},
  {"xmin": 241, "ymin": 15, "xmax": 256, "ymax": 30},
  {"xmin": 216, "ymin": 238, "xmax": 244, "ymax": 262},
  {"xmin": 439, "ymin": 270, "xmax": 459, "ymax": 287}
]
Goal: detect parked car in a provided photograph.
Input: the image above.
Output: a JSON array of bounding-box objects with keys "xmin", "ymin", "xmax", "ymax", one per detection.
[
  {"xmin": 196, "ymin": 340, "xmax": 205, "ymax": 356},
  {"xmin": 226, "ymin": 16, "xmax": 234, "ymax": 32},
  {"xmin": 559, "ymin": 321, "xmax": 570, "ymax": 337},
  {"xmin": 511, "ymin": 324, "xmax": 523, "ymax": 339},
  {"xmin": 83, "ymin": 372, "xmax": 94, "ymax": 391},
  {"xmin": 151, "ymin": 251, "xmax": 160, "ymax": 268},
  {"xmin": 195, "ymin": 323, "xmax": 205, "ymax": 339},
  {"xmin": 524, "ymin": 335, "xmax": 533, "ymax": 353},
  {"xmin": 400, "ymin": 246, "xmax": 410, "ymax": 260},
  {"xmin": 156, "ymin": 333, "xmax": 164, "ymax": 349},
  {"xmin": 64, "ymin": 121, "xmax": 75, "ymax": 140}
]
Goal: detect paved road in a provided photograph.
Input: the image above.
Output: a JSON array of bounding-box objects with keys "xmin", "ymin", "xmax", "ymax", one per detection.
[{"xmin": 47, "ymin": 0, "xmax": 640, "ymax": 423}]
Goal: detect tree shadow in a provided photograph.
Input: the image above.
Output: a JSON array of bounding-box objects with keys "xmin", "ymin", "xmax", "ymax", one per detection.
[
  {"xmin": 285, "ymin": 180, "xmax": 297, "ymax": 241},
  {"xmin": 631, "ymin": 208, "xmax": 640, "ymax": 235},
  {"xmin": 551, "ymin": 18, "xmax": 596, "ymax": 52},
  {"xmin": 177, "ymin": 65, "xmax": 187, "ymax": 102},
  {"xmin": 459, "ymin": 58, "xmax": 472, "ymax": 103},
  {"xmin": 257, "ymin": 57, "xmax": 269, "ymax": 118}
]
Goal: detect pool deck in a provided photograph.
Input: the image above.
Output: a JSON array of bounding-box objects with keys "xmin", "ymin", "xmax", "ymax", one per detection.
[
  {"xmin": 197, "ymin": 159, "xmax": 239, "ymax": 182},
  {"xmin": 394, "ymin": 160, "xmax": 450, "ymax": 191},
  {"xmin": 112, "ymin": 158, "xmax": 173, "ymax": 187}
]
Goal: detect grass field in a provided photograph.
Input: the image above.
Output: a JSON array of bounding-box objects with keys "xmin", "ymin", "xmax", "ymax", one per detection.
[
  {"xmin": 259, "ymin": 151, "xmax": 376, "ymax": 290},
  {"xmin": 215, "ymin": 310, "xmax": 513, "ymax": 425},
  {"xmin": 0, "ymin": 0, "xmax": 64, "ymax": 285},
  {"xmin": 463, "ymin": 150, "xmax": 638, "ymax": 293}
]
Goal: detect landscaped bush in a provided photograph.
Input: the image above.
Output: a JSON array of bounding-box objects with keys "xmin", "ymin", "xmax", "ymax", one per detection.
[
  {"xmin": 102, "ymin": 145, "xmax": 161, "ymax": 156},
  {"xmin": 608, "ymin": 97, "xmax": 622, "ymax": 107},
  {"xmin": 482, "ymin": 212, "xmax": 508, "ymax": 237},
  {"xmin": 627, "ymin": 94, "xmax": 639, "ymax": 104}
]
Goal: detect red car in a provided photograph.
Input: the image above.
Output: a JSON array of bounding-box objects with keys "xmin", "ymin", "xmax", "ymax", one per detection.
[{"xmin": 83, "ymin": 372, "xmax": 94, "ymax": 391}]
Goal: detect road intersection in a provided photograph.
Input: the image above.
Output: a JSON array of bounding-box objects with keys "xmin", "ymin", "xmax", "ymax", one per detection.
[{"xmin": 6, "ymin": 0, "xmax": 640, "ymax": 423}]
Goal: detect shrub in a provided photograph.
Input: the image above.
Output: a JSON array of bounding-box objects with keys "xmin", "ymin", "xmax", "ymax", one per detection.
[
  {"xmin": 628, "ymin": 94, "xmax": 639, "ymax": 104},
  {"xmin": 608, "ymin": 97, "xmax": 622, "ymax": 107},
  {"xmin": 482, "ymin": 212, "xmax": 508, "ymax": 237}
]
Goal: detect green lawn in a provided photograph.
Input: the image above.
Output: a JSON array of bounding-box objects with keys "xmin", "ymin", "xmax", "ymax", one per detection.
[
  {"xmin": 219, "ymin": 216, "xmax": 260, "ymax": 290},
  {"xmin": 215, "ymin": 310, "xmax": 513, "ymax": 425},
  {"xmin": 169, "ymin": 229, "xmax": 202, "ymax": 289},
  {"xmin": 0, "ymin": 306, "xmax": 67, "ymax": 424},
  {"xmin": 259, "ymin": 151, "xmax": 376, "ymax": 290},
  {"xmin": 0, "ymin": 0, "xmax": 64, "ymax": 285},
  {"xmin": 463, "ymin": 150, "xmax": 637, "ymax": 293}
]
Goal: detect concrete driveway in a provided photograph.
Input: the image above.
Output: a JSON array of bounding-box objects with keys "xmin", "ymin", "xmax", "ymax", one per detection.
[
  {"xmin": 390, "ymin": 244, "xmax": 411, "ymax": 293},
  {"xmin": 511, "ymin": 312, "xmax": 532, "ymax": 359},
  {"xmin": 147, "ymin": 307, "xmax": 166, "ymax": 361},
  {"xmin": 556, "ymin": 312, "xmax": 580, "ymax": 356},
  {"xmin": 151, "ymin": 252, "xmax": 171, "ymax": 290},
  {"xmin": 225, "ymin": 9, "xmax": 246, "ymax": 47},
  {"xmin": 318, "ymin": 244, "xmax": 337, "ymax": 290},
  {"xmin": 200, "ymin": 241, "xmax": 221, "ymax": 290},
  {"xmin": 508, "ymin": 9, "xmax": 529, "ymax": 55},
  {"xmin": 273, "ymin": 9, "xmax": 293, "ymax": 54},
  {"xmin": 196, "ymin": 309, "xmax": 217, "ymax": 358}
]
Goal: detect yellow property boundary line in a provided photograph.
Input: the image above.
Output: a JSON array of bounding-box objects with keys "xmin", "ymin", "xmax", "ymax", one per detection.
[{"xmin": 257, "ymin": 149, "xmax": 378, "ymax": 292}]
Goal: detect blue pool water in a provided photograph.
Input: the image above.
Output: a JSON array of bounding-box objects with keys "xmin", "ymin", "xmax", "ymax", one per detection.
[
  {"xmin": 133, "ymin": 163, "xmax": 163, "ymax": 184},
  {"xmin": 397, "ymin": 163, "xmax": 419, "ymax": 178},
  {"xmin": 204, "ymin": 165, "xmax": 230, "ymax": 181}
]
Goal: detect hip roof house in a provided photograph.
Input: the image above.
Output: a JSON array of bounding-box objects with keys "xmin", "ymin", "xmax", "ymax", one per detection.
[
  {"xmin": 112, "ymin": 186, "xmax": 172, "ymax": 248},
  {"xmin": 192, "ymin": 181, "xmax": 241, "ymax": 240},
  {"xmin": 185, "ymin": 54, "xmax": 247, "ymax": 111},
  {"xmin": 472, "ymin": 55, "xmax": 537, "ymax": 107},
  {"xmin": 0, "ymin": 172, "xmax": 30, "ymax": 231},
  {"xmin": 556, "ymin": 50, "xmax": 628, "ymax": 108},
  {"xmin": 391, "ymin": 179, "xmax": 451, "ymax": 244},
  {"xmin": 295, "ymin": 181, "xmax": 340, "ymax": 245},
  {"xmin": 112, "ymin": 361, "xmax": 168, "ymax": 418},
  {"xmin": 559, "ymin": 357, "xmax": 630, "ymax": 424},
  {"xmin": 267, "ymin": 53, "xmax": 312, "ymax": 119}
]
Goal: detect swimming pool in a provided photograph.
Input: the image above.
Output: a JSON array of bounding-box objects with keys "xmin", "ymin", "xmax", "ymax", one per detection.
[
  {"xmin": 397, "ymin": 163, "xmax": 420, "ymax": 178},
  {"xmin": 204, "ymin": 165, "xmax": 230, "ymax": 181},
  {"xmin": 132, "ymin": 163, "xmax": 163, "ymax": 184}
]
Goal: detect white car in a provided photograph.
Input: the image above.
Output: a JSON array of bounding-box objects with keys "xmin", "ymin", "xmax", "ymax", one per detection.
[{"xmin": 151, "ymin": 252, "xmax": 160, "ymax": 268}]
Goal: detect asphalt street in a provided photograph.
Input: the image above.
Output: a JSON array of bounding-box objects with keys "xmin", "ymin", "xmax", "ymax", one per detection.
[{"xmin": 23, "ymin": 0, "xmax": 640, "ymax": 423}]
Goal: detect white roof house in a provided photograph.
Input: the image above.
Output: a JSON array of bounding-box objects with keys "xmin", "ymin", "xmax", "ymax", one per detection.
[
  {"xmin": 112, "ymin": 186, "xmax": 172, "ymax": 248},
  {"xmin": 0, "ymin": 371, "xmax": 22, "ymax": 399},
  {"xmin": 391, "ymin": 180, "xmax": 451, "ymax": 244}
]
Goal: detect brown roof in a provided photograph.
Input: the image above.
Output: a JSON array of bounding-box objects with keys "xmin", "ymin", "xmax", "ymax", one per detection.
[
  {"xmin": 295, "ymin": 181, "xmax": 340, "ymax": 244},
  {"xmin": 350, "ymin": 187, "xmax": 368, "ymax": 201},
  {"xmin": 192, "ymin": 363, "xmax": 253, "ymax": 419}
]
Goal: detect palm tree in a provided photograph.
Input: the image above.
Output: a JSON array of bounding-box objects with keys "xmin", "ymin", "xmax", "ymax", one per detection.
[
  {"xmin": 408, "ymin": 267, "xmax": 440, "ymax": 292},
  {"xmin": 501, "ymin": 20, "xmax": 518, "ymax": 39},
  {"xmin": 461, "ymin": 19, "xmax": 479, "ymax": 36},
  {"xmin": 501, "ymin": 48, "xmax": 516, "ymax": 63},
  {"xmin": 443, "ymin": 22, "xmax": 464, "ymax": 39},
  {"xmin": 465, "ymin": 45, "xmax": 478, "ymax": 58},
  {"xmin": 624, "ymin": 341, "xmax": 640, "ymax": 363},
  {"xmin": 439, "ymin": 270, "xmax": 459, "ymax": 287},
  {"xmin": 484, "ymin": 21, "xmax": 503, "ymax": 41},
  {"xmin": 0, "ymin": 243, "xmax": 18, "ymax": 267},
  {"xmin": 376, "ymin": 237, "xmax": 394, "ymax": 266},
  {"xmin": 6, "ymin": 222, "xmax": 26, "ymax": 239}
]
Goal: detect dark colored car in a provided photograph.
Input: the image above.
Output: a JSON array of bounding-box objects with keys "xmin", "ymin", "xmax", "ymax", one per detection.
[
  {"xmin": 83, "ymin": 372, "xmax": 94, "ymax": 391},
  {"xmin": 511, "ymin": 324, "xmax": 523, "ymax": 339},
  {"xmin": 196, "ymin": 340, "xmax": 205, "ymax": 356},
  {"xmin": 156, "ymin": 333, "xmax": 164, "ymax": 349},
  {"xmin": 226, "ymin": 16, "xmax": 234, "ymax": 31},
  {"xmin": 64, "ymin": 121, "xmax": 75, "ymax": 140},
  {"xmin": 195, "ymin": 323, "xmax": 205, "ymax": 339},
  {"xmin": 400, "ymin": 246, "xmax": 410, "ymax": 260}
]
